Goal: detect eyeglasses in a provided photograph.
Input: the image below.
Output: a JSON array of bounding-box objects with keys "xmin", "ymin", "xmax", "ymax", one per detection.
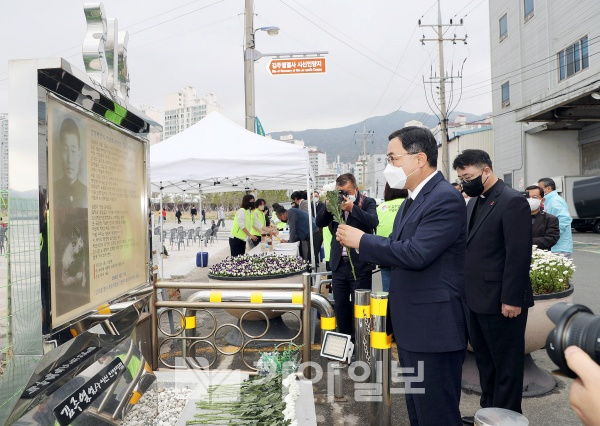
[
  {"xmin": 457, "ymin": 169, "xmax": 487, "ymax": 185},
  {"xmin": 457, "ymin": 175, "xmax": 478, "ymax": 185},
  {"xmin": 385, "ymin": 153, "xmax": 415, "ymax": 164}
]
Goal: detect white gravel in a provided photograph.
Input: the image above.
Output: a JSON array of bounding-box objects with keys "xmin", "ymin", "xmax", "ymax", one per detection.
[{"xmin": 122, "ymin": 386, "xmax": 193, "ymax": 426}]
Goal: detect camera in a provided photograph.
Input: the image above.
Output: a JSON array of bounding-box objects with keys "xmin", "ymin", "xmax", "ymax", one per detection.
[
  {"xmin": 545, "ymin": 302, "xmax": 600, "ymax": 378},
  {"xmin": 338, "ymin": 190, "xmax": 349, "ymax": 204}
]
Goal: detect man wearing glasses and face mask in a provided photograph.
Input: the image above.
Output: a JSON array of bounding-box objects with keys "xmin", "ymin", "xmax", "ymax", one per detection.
[
  {"xmin": 525, "ymin": 185, "xmax": 559, "ymax": 251},
  {"xmin": 336, "ymin": 127, "xmax": 468, "ymax": 425}
]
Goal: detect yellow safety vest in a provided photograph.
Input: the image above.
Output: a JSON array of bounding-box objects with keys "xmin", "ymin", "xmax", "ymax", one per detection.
[
  {"xmin": 230, "ymin": 208, "xmax": 252, "ymax": 241},
  {"xmin": 376, "ymin": 198, "xmax": 405, "ymax": 238},
  {"xmin": 251, "ymin": 210, "xmax": 266, "ymax": 236},
  {"xmin": 322, "ymin": 225, "xmax": 332, "ymax": 262}
]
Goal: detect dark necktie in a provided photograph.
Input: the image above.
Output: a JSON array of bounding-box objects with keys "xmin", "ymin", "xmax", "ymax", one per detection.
[{"xmin": 401, "ymin": 197, "xmax": 414, "ymax": 219}]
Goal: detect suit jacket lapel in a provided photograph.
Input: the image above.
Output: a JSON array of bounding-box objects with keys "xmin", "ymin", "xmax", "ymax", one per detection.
[
  {"xmin": 399, "ymin": 196, "xmax": 423, "ymax": 228},
  {"xmin": 467, "ymin": 182, "xmax": 504, "ymax": 243}
]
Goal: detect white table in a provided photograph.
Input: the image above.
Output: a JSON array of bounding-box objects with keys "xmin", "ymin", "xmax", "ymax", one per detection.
[{"xmin": 248, "ymin": 240, "xmax": 299, "ymax": 257}]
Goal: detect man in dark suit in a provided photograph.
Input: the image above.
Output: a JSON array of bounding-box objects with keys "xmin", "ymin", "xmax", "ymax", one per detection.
[
  {"xmin": 316, "ymin": 173, "xmax": 378, "ymax": 337},
  {"xmin": 453, "ymin": 149, "xmax": 533, "ymax": 418},
  {"xmin": 336, "ymin": 127, "xmax": 468, "ymax": 425},
  {"xmin": 525, "ymin": 185, "xmax": 559, "ymax": 251},
  {"xmin": 276, "ymin": 206, "xmax": 317, "ymax": 246}
]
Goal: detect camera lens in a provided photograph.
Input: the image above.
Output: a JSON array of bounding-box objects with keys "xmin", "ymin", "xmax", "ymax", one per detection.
[{"xmin": 546, "ymin": 303, "xmax": 600, "ymax": 378}]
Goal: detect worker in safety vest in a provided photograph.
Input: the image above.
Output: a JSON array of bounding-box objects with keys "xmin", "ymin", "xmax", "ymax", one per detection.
[
  {"xmin": 250, "ymin": 198, "xmax": 271, "ymax": 247},
  {"xmin": 376, "ymin": 183, "xmax": 408, "ymax": 292},
  {"xmin": 229, "ymin": 194, "xmax": 257, "ymax": 257}
]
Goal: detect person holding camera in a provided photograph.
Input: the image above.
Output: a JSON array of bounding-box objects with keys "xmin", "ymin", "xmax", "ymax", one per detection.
[{"xmin": 316, "ymin": 173, "xmax": 378, "ymax": 338}]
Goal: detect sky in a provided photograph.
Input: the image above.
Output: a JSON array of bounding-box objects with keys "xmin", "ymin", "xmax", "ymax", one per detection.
[{"xmin": 0, "ymin": 0, "xmax": 492, "ymax": 133}]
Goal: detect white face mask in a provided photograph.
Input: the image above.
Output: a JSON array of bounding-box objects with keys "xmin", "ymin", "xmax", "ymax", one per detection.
[
  {"xmin": 383, "ymin": 156, "xmax": 418, "ymax": 189},
  {"xmin": 347, "ymin": 194, "xmax": 356, "ymax": 203},
  {"xmin": 527, "ymin": 198, "xmax": 541, "ymax": 212}
]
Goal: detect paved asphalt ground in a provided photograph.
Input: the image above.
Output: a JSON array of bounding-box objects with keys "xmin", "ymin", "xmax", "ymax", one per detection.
[{"xmin": 158, "ymin": 225, "xmax": 600, "ymax": 425}]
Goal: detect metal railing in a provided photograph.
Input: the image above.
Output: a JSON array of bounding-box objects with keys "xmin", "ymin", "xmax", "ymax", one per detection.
[{"xmin": 151, "ymin": 273, "xmax": 335, "ymax": 378}]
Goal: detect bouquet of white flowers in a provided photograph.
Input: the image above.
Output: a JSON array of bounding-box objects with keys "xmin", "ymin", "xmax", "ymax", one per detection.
[
  {"xmin": 530, "ymin": 246, "xmax": 575, "ymax": 295},
  {"xmin": 208, "ymin": 254, "xmax": 308, "ymax": 279}
]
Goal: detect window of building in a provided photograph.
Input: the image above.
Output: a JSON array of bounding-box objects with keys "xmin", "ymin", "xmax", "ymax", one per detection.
[
  {"xmin": 524, "ymin": 0, "xmax": 534, "ymax": 20},
  {"xmin": 582, "ymin": 140, "xmax": 600, "ymax": 176},
  {"xmin": 503, "ymin": 173, "xmax": 513, "ymax": 188},
  {"xmin": 499, "ymin": 14, "xmax": 508, "ymax": 41},
  {"xmin": 558, "ymin": 36, "xmax": 589, "ymax": 81},
  {"xmin": 501, "ymin": 82, "xmax": 510, "ymax": 107}
]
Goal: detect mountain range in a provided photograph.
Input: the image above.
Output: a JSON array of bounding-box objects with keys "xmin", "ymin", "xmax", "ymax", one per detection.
[{"xmin": 268, "ymin": 110, "xmax": 490, "ymax": 163}]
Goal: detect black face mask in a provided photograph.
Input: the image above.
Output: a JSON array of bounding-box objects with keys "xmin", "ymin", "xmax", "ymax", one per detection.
[
  {"xmin": 248, "ymin": 201, "xmax": 255, "ymax": 209},
  {"xmin": 462, "ymin": 174, "xmax": 487, "ymax": 197}
]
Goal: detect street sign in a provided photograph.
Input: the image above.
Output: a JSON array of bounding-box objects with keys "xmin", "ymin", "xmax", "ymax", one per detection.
[{"xmin": 267, "ymin": 57, "xmax": 326, "ymax": 75}]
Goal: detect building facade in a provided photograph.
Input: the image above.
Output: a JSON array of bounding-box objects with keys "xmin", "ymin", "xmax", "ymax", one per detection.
[
  {"xmin": 366, "ymin": 154, "xmax": 387, "ymax": 199},
  {"xmin": 163, "ymin": 87, "xmax": 221, "ymax": 139},
  {"xmin": 308, "ymin": 148, "xmax": 328, "ymax": 178},
  {"xmin": 138, "ymin": 105, "xmax": 164, "ymax": 146},
  {"xmin": 489, "ymin": 0, "xmax": 600, "ymax": 191},
  {"xmin": 443, "ymin": 128, "xmax": 495, "ymax": 184},
  {"xmin": 277, "ymin": 134, "xmax": 305, "ymax": 146}
]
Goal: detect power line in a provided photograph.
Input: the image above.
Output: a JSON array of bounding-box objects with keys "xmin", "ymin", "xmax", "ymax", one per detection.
[
  {"xmin": 367, "ymin": 25, "xmax": 418, "ymax": 118},
  {"xmin": 251, "ymin": 16, "xmax": 382, "ymax": 92},
  {"xmin": 130, "ymin": 0, "xmax": 227, "ymax": 35},
  {"xmin": 278, "ymin": 0, "xmax": 419, "ymax": 85},
  {"xmin": 444, "ymin": 33, "xmax": 600, "ymax": 97},
  {"xmin": 491, "ymin": 76, "xmax": 600, "ymax": 120},
  {"xmin": 284, "ymin": 0, "xmax": 402, "ymax": 71},
  {"xmin": 133, "ymin": 15, "xmax": 238, "ymax": 50},
  {"xmin": 456, "ymin": 47, "xmax": 600, "ymax": 104}
]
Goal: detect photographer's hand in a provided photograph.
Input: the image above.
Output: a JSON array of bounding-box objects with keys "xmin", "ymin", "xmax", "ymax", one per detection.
[
  {"xmin": 341, "ymin": 196, "xmax": 354, "ymax": 213},
  {"xmin": 565, "ymin": 345, "xmax": 600, "ymax": 426}
]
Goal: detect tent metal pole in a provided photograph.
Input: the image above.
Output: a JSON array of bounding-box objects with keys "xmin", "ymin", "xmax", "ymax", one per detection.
[
  {"xmin": 198, "ymin": 188, "xmax": 203, "ymax": 235},
  {"xmin": 159, "ymin": 182, "xmax": 175, "ymax": 333},
  {"xmin": 159, "ymin": 183, "xmax": 164, "ymax": 281},
  {"xmin": 306, "ymin": 165, "xmax": 316, "ymax": 272}
]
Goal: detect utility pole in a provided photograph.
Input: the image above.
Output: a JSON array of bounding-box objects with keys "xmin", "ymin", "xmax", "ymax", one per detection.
[
  {"xmin": 419, "ymin": 0, "xmax": 467, "ymax": 179},
  {"xmin": 244, "ymin": 0, "xmax": 255, "ymax": 132},
  {"xmin": 354, "ymin": 125, "xmax": 374, "ymax": 189}
]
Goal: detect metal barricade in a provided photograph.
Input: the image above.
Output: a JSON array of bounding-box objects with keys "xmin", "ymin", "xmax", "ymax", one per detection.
[
  {"xmin": 370, "ymin": 292, "xmax": 391, "ymax": 426},
  {"xmin": 354, "ymin": 289, "xmax": 371, "ymax": 365},
  {"xmin": 151, "ymin": 273, "xmax": 335, "ymax": 380}
]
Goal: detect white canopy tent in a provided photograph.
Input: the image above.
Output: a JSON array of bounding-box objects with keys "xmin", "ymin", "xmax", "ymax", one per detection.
[
  {"xmin": 149, "ymin": 111, "xmax": 317, "ymax": 272},
  {"xmin": 150, "ymin": 111, "xmax": 310, "ymax": 193}
]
